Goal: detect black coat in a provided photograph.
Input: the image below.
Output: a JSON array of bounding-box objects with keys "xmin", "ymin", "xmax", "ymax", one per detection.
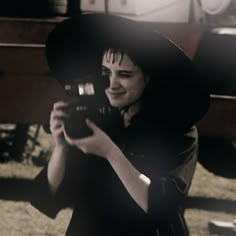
[{"xmin": 31, "ymin": 118, "xmax": 198, "ymax": 236}]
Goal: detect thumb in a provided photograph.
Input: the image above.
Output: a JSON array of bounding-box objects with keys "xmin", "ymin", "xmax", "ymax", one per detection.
[
  {"xmin": 63, "ymin": 127, "xmax": 76, "ymax": 146},
  {"xmin": 85, "ymin": 118, "xmax": 99, "ymax": 132}
]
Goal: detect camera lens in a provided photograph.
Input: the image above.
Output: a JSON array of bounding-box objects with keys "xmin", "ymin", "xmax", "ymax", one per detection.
[{"xmin": 64, "ymin": 110, "xmax": 93, "ymax": 139}]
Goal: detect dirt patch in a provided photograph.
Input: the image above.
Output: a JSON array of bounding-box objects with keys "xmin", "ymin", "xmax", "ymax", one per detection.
[{"xmin": 0, "ymin": 150, "xmax": 236, "ymax": 235}]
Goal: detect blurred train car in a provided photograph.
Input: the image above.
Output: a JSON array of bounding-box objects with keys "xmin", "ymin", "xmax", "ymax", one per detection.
[{"xmin": 0, "ymin": 17, "xmax": 235, "ymax": 178}]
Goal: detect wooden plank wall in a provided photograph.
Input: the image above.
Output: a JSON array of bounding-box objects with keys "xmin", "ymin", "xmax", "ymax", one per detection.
[{"xmin": 0, "ymin": 18, "xmax": 235, "ymax": 140}]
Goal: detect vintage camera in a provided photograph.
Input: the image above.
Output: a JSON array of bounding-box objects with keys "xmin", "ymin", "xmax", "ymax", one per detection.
[{"xmin": 63, "ymin": 75, "xmax": 124, "ymax": 139}]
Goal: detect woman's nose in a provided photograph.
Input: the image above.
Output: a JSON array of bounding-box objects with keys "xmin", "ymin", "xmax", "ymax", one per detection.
[{"xmin": 109, "ymin": 74, "xmax": 120, "ymax": 89}]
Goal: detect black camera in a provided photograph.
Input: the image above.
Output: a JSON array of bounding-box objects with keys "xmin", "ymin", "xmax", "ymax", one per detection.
[{"xmin": 63, "ymin": 75, "xmax": 124, "ymax": 139}]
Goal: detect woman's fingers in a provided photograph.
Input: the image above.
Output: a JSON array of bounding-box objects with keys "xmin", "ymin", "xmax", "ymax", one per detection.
[
  {"xmin": 63, "ymin": 128, "xmax": 76, "ymax": 146},
  {"xmin": 53, "ymin": 126, "xmax": 64, "ymax": 136},
  {"xmin": 51, "ymin": 110, "xmax": 70, "ymax": 120},
  {"xmin": 50, "ymin": 120, "xmax": 63, "ymax": 130},
  {"xmin": 85, "ymin": 118, "xmax": 100, "ymax": 132},
  {"xmin": 50, "ymin": 111, "xmax": 68, "ymax": 132},
  {"xmin": 50, "ymin": 101, "xmax": 70, "ymax": 134},
  {"xmin": 50, "ymin": 101, "xmax": 72, "ymax": 125},
  {"xmin": 53, "ymin": 101, "xmax": 70, "ymax": 110},
  {"xmin": 49, "ymin": 101, "xmax": 76, "ymax": 147}
]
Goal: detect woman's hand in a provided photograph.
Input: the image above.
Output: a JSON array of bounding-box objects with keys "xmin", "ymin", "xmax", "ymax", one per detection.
[
  {"xmin": 50, "ymin": 101, "xmax": 71, "ymax": 148},
  {"xmin": 63, "ymin": 118, "xmax": 116, "ymax": 159}
]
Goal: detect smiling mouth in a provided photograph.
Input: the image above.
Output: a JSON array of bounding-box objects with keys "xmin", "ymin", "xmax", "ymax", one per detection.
[{"xmin": 107, "ymin": 91, "xmax": 126, "ymax": 96}]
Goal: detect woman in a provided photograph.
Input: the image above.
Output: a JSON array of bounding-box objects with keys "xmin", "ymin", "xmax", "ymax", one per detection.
[{"xmin": 31, "ymin": 14, "xmax": 209, "ymax": 236}]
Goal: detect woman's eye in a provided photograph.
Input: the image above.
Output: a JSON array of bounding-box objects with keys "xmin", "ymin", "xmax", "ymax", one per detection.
[
  {"xmin": 102, "ymin": 69, "xmax": 110, "ymax": 77},
  {"xmin": 120, "ymin": 73, "xmax": 132, "ymax": 78}
]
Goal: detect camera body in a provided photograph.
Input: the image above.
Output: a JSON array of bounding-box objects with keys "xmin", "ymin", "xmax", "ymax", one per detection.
[{"xmin": 63, "ymin": 75, "xmax": 124, "ymax": 139}]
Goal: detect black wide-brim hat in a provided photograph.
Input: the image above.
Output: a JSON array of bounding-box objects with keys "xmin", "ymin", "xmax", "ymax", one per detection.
[{"xmin": 46, "ymin": 13, "xmax": 209, "ymax": 126}]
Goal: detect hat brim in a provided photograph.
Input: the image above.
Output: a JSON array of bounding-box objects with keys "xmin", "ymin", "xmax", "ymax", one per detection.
[
  {"xmin": 46, "ymin": 13, "xmax": 210, "ymax": 125},
  {"xmin": 46, "ymin": 14, "xmax": 186, "ymax": 79}
]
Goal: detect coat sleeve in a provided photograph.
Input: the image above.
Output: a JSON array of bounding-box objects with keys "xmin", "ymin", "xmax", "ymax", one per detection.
[
  {"xmin": 30, "ymin": 147, "xmax": 87, "ymax": 219},
  {"xmin": 147, "ymin": 126, "xmax": 198, "ymax": 222}
]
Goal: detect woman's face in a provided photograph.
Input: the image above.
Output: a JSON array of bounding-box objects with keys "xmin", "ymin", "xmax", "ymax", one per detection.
[{"xmin": 102, "ymin": 49, "xmax": 148, "ymax": 108}]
